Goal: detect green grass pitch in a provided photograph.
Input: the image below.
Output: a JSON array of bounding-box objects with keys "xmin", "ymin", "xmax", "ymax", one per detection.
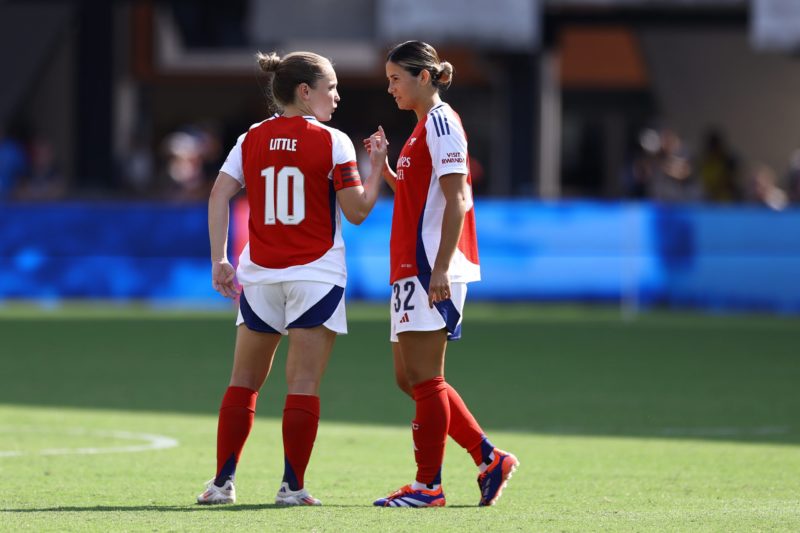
[{"xmin": 1, "ymin": 303, "xmax": 799, "ymax": 531}]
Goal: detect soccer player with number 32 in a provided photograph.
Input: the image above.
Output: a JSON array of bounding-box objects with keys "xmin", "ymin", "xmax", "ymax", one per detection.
[
  {"xmin": 367, "ymin": 41, "xmax": 519, "ymax": 508},
  {"xmin": 199, "ymin": 50, "xmax": 387, "ymax": 506}
]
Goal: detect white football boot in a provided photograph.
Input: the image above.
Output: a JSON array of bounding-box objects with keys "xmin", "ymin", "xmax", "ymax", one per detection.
[
  {"xmin": 197, "ymin": 479, "xmax": 236, "ymax": 505},
  {"xmin": 274, "ymin": 482, "xmax": 322, "ymax": 506}
]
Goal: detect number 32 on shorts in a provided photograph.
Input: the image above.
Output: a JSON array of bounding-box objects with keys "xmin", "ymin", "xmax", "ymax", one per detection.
[{"xmin": 392, "ymin": 281, "xmax": 416, "ymax": 312}]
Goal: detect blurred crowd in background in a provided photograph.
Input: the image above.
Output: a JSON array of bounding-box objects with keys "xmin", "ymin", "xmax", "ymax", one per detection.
[
  {"xmin": 0, "ymin": 119, "xmax": 222, "ymax": 203},
  {"xmin": 1, "ymin": 123, "xmax": 67, "ymax": 202},
  {"xmin": 4, "ymin": 118, "xmax": 800, "ymax": 208},
  {"xmin": 3, "ymin": 0, "xmax": 800, "ymax": 209},
  {"xmin": 621, "ymin": 126, "xmax": 800, "ymax": 209}
]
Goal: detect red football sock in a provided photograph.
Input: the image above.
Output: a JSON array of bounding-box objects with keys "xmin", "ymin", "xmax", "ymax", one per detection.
[
  {"xmin": 282, "ymin": 394, "xmax": 320, "ymax": 491},
  {"xmin": 215, "ymin": 386, "xmax": 258, "ymax": 485},
  {"xmin": 412, "ymin": 376, "xmax": 450, "ymax": 485},
  {"xmin": 445, "ymin": 383, "xmax": 487, "ymax": 466}
]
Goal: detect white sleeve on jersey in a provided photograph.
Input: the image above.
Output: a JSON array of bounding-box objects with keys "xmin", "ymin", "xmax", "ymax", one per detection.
[
  {"xmin": 220, "ymin": 132, "xmax": 247, "ymax": 186},
  {"xmin": 331, "ymin": 128, "xmax": 358, "ymax": 168},
  {"xmin": 426, "ymin": 107, "xmax": 469, "ymax": 179}
]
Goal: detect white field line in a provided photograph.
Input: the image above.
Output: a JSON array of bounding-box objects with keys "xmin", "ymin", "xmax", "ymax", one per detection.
[
  {"xmin": 0, "ymin": 452, "xmax": 23, "ymax": 457},
  {"xmin": 0, "ymin": 427, "xmax": 179, "ymax": 457}
]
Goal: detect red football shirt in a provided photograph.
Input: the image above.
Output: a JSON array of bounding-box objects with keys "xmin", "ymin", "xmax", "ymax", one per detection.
[
  {"xmin": 390, "ymin": 103, "xmax": 480, "ymax": 284},
  {"xmin": 220, "ymin": 115, "xmax": 361, "ymax": 285}
]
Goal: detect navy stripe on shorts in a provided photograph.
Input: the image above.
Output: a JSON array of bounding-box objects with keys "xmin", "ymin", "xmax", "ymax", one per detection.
[
  {"xmin": 240, "ymin": 291, "xmax": 281, "ymax": 333},
  {"xmin": 287, "ymin": 285, "xmax": 345, "ymax": 329},
  {"xmin": 416, "ymin": 272, "xmax": 462, "ymax": 341}
]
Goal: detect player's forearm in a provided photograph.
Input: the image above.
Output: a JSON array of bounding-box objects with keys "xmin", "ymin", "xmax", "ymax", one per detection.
[
  {"xmin": 433, "ymin": 197, "xmax": 467, "ymax": 272},
  {"xmin": 383, "ymin": 165, "xmax": 397, "ymax": 192},
  {"xmin": 362, "ymin": 166, "xmax": 383, "ymax": 210},
  {"xmin": 208, "ymin": 190, "xmax": 231, "ymax": 262},
  {"xmin": 347, "ymin": 173, "xmax": 381, "ymax": 224}
]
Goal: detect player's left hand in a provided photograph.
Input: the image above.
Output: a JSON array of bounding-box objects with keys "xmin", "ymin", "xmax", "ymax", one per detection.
[
  {"xmin": 212, "ymin": 260, "xmax": 240, "ymax": 299},
  {"xmin": 428, "ymin": 267, "xmax": 451, "ymax": 307}
]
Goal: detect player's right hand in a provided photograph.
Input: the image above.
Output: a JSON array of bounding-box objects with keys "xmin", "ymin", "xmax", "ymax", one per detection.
[
  {"xmin": 362, "ymin": 134, "xmax": 374, "ymax": 154},
  {"xmin": 364, "ymin": 126, "xmax": 393, "ymax": 182},
  {"xmin": 428, "ymin": 267, "xmax": 451, "ymax": 307},
  {"xmin": 363, "ymin": 126, "xmax": 389, "ymax": 155},
  {"xmin": 368, "ymin": 126, "xmax": 389, "ymax": 166},
  {"xmin": 211, "ymin": 260, "xmax": 240, "ymax": 299}
]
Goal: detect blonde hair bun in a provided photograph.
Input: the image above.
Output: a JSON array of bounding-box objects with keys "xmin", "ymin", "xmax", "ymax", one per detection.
[
  {"xmin": 256, "ymin": 51, "xmax": 281, "ymax": 73},
  {"xmin": 437, "ymin": 61, "xmax": 454, "ymax": 86}
]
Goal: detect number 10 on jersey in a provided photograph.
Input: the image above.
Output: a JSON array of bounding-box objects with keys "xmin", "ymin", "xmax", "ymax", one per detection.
[{"xmin": 261, "ymin": 166, "xmax": 305, "ymax": 225}]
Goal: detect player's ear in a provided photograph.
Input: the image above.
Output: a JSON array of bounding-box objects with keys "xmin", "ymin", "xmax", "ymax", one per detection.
[
  {"xmin": 297, "ymin": 82, "xmax": 311, "ymax": 101},
  {"xmin": 418, "ymin": 69, "xmax": 431, "ymax": 86}
]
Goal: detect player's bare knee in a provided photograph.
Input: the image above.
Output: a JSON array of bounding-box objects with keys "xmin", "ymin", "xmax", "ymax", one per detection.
[{"xmin": 394, "ymin": 371, "xmax": 413, "ymax": 397}]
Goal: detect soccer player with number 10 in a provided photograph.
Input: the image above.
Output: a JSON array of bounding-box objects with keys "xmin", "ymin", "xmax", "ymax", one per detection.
[{"xmin": 198, "ymin": 50, "xmax": 387, "ymax": 506}]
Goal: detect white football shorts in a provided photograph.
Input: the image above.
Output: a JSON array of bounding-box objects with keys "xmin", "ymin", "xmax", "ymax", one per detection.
[
  {"xmin": 236, "ymin": 281, "xmax": 347, "ymax": 335},
  {"xmin": 389, "ymin": 275, "xmax": 467, "ymax": 342}
]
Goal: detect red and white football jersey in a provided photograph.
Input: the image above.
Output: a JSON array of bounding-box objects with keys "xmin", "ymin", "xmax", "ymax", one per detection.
[
  {"xmin": 390, "ymin": 103, "xmax": 480, "ymax": 284},
  {"xmin": 220, "ymin": 115, "xmax": 361, "ymax": 286}
]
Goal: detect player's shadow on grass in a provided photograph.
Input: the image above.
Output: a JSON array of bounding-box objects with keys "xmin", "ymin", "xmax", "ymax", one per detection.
[{"xmin": 2, "ymin": 503, "xmax": 371, "ymax": 513}]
